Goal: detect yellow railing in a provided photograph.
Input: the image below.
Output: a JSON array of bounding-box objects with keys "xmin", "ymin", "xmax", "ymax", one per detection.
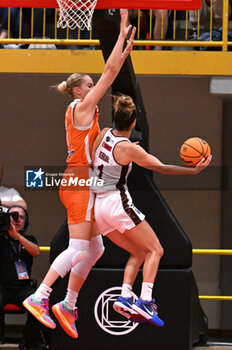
[
  {"xmin": 192, "ymin": 249, "xmax": 232, "ymax": 255},
  {"xmin": 193, "ymin": 248, "xmax": 231, "ymax": 301},
  {"xmin": 40, "ymin": 246, "xmax": 232, "ymax": 255},
  {"xmin": 0, "ymin": 0, "xmax": 231, "ymax": 51},
  {"xmin": 199, "ymin": 296, "xmax": 232, "ymax": 300},
  {"xmin": 40, "ymin": 246, "xmax": 50, "ymax": 252}
]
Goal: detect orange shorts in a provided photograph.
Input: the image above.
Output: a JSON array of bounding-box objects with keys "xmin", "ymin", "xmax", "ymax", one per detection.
[{"xmin": 59, "ymin": 166, "xmax": 94, "ymax": 224}]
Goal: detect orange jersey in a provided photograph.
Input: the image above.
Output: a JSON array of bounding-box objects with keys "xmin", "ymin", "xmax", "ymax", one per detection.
[{"xmin": 65, "ymin": 99, "xmax": 100, "ymax": 166}]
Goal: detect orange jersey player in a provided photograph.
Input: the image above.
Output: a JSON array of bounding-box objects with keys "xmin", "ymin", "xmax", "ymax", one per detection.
[
  {"xmin": 60, "ymin": 100, "xmax": 100, "ymax": 224},
  {"xmin": 65, "ymin": 101, "xmax": 100, "ymax": 166},
  {"xmin": 23, "ymin": 9, "xmax": 136, "ymax": 340}
]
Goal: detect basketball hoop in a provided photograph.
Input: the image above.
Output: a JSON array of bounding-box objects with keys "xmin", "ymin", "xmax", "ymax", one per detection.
[{"xmin": 56, "ymin": 0, "xmax": 98, "ymax": 30}]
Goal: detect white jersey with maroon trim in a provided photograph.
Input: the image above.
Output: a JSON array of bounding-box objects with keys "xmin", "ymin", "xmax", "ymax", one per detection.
[{"xmin": 92, "ymin": 129, "xmax": 132, "ymax": 193}]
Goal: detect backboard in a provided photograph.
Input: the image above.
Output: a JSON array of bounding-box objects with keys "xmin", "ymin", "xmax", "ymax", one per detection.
[{"xmin": 1, "ymin": 0, "xmax": 202, "ymax": 10}]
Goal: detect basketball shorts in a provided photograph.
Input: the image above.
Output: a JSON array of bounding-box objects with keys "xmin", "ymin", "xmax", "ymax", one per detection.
[
  {"xmin": 59, "ymin": 166, "xmax": 94, "ymax": 224},
  {"xmin": 94, "ymin": 190, "xmax": 145, "ymax": 236}
]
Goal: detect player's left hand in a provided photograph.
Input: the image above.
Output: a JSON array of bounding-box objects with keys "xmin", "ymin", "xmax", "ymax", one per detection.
[{"xmin": 193, "ymin": 154, "xmax": 212, "ymax": 174}]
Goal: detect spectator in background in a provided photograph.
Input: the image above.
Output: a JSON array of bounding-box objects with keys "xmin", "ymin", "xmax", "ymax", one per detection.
[
  {"xmin": 0, "ymin": 163, "xmax": 27, "ymax": 212},
  {"xmin": 0, "ymin": 8, "xmax": 22, "ymax": 48},
  {"xmin": 153, "ymin": 10, "xmax": 169, "ymax": 50},
  {"xmin": 129, "ymin": 9, "xmax": 169, "ymax": 50},
  {"xmin": 0, "ymin": 206, "xmax": 46, "ymax": 349},
  {"xmin": 32, "ymin": 8, "xmax": 55, "ymax": 39},
  {"xmin": 189, "ymin": 0, "xmax": 226, "ymax": 39},
  {"xmin": 28, "ymin": 8, "xmax": 56, "ymax": 49}
]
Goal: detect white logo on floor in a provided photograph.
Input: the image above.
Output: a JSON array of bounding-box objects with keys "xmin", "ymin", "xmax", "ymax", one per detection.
[{"xmin": 94, "ymin": 286, "xmax": 139, "ymax": 336}]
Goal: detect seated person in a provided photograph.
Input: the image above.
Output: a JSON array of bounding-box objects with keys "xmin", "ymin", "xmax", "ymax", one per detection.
[
  {"xmin": 189, "ymin": 0, "xmax": 230, "ymax": 38},
  {"xmin": 0, "ymin": 7, "xmax": 21, "ymax": 41},
  {"xmin": 0, "ymin": 206, "xmax": 46, "ymax": 349},
  {"xmin": 0, "ymin": 163, "xmax": 27, "ymax": 212}
]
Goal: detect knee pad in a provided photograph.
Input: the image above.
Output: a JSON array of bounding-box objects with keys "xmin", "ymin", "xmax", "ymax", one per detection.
[
  {"xmin": 51, "ymin": 238, "xmax": 89, "ymax": 278},
  {"xmin": 72, "ymin": 235, "xmax": 105, "ymax": 280}
]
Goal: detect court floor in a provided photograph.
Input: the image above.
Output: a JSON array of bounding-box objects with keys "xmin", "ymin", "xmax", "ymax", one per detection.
[
  {"xmin": 197, "ymin": 347, "xmax": 232, "ymax": 350},
  {"xmin": 1, "ymin": 345, "xmax": 232, "ymax": 350},
  {"xmin": 0, "ymin": 345, "xmax": 232, "ymax": 350},
  {"xmin": 1, "ymin": 345, "xmax": 227, "ymax": 350}
]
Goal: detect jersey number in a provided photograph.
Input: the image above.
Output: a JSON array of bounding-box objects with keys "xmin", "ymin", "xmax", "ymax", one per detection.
[{"xmin": 98, "ymin": 165, "xmax": 103, "ymax": 179}]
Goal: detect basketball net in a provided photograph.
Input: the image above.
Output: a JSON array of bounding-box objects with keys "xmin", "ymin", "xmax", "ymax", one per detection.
[{"xmin": 56, "ymin": 0, "xmax": 98, "ymax": 30}]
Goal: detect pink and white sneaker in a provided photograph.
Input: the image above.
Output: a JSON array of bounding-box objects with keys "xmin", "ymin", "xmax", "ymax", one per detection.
[
  {"xmin": 23, "ymin": 294, "xmax": 56, "ymax": 329},
  {"xmin": 52, "ymin": 301, "xmax": 78, "ymax": 339}
]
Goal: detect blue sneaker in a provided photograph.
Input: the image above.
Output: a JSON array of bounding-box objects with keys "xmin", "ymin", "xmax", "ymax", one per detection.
[
  {"xmin": 113, "ymin": 296, "xmax": 146, "ymax": 323},
  {"xmin": 132, "ymin": 298, "xmax": 164, "ymax": 327},
  {"xmin": 113, "ymin": 296, "xmax": 137, "ymax": 318}
]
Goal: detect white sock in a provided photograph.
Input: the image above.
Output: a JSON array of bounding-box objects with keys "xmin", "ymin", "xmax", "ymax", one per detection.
[
  {"xmin": 64, "ymin": 289, "xmax": 79, "ymax": 309},
  {"xmin": 121, "ymin": 284, "xmax": 132, "ymax": 298},
  {"xmin": 34, "ymin": 283, "xmax": 53, "ymax": 301},
  {"xmin": 140, "ymin": 282, "xmax": 154, "ymax": 301}
]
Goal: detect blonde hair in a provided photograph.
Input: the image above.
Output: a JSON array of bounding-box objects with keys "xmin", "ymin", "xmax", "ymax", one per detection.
[
  {"xmin": 55, "ymin": 73, "xmax": 88, "ymax": 98},
  {"xmin": 113, "ymin": 95, "xmax": 136, "ymax": 131}
]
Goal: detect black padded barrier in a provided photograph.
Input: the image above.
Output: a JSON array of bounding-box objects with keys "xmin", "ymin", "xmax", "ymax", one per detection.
[
  {"xmin": 49, "ymin": 268, "xmax": 208, "ymax": 350},
  {"xmin": 220, "ymin": 101, "xmax": 232, "ymax": 328}
]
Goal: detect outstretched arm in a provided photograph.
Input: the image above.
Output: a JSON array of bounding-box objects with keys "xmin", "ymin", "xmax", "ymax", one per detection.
[
  {"xmin": 77, "ymin": 10, "xmax": 136, "ymax": 121},
  {"xmin": 8, "ymin": 220, "xmax": 40, "ymax": 257},
  {"xmin": 114, "ymin": 142, "xmax": 212, "ymax": 175}
]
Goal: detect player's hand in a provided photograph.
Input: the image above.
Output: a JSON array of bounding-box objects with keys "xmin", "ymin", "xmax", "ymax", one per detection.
[
  {"xmin": 193, "ymin": 154, "xmax": 212, "ymax": 174},
  {"xmin": 120, "ymin": 9, "xmax": 136, "ymax": 38},
  {"xmin": 122, "ymin": 26, "xmax": 136, "ymax": 57},
  {"xmin": 8, "ymin": 218, "xmax": 20, "ymax": 240},
  {"xmin": 120, "ymin": 9, "xmax": 130, "ymax": 36},
  {"xmin": 119, "ymin": 9, "xmax": 136, "ymax": 57}
]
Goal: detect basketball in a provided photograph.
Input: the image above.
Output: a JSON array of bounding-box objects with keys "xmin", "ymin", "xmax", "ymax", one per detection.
[{"xmin": 180, "ymin": 137, "xmax": 211, "ymax": 167}]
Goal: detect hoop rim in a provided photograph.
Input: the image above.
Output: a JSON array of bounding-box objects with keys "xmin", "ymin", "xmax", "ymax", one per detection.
[{"xmin": 56, "ymin": 0, "xmax": 96, "ymax": 10}]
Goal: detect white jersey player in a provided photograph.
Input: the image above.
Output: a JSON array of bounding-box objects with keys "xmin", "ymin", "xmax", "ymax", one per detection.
[{"xmin": 91, "ymin": 94, "xmax": 211, "ymax": 326}]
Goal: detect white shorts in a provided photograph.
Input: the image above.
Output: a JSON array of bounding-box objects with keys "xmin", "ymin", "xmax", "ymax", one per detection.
[{"xmin": 94, "ymin": 190, "xmax": 145, "ymax": 236}]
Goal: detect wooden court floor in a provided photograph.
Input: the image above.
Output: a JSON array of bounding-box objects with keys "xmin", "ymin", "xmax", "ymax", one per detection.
[
  {"xmin": 0, "ymin": 344, "xmax": 232, "ymax": 350},
  {"xmin": 1, "ymin": 346, "xmax": 228, "ymax": 350},
  {"xmin": 197, "ymin": 346, "xmax": 232, "ymax": 350}
]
